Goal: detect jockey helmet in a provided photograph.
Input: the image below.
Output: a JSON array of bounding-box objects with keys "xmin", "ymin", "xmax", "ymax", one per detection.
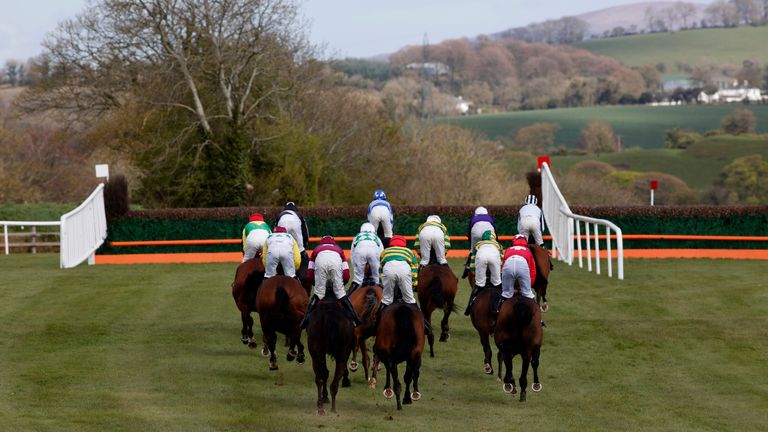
[
  {"xmin": 474, "ymin": 206, "xmax": 488, "ymax": 215},
  {"xmin": 524, "ymin": 195, "xmax": 538, "ymax": 206},
  {"xmin": 481, "ymin": 230, "xmax": 495, "ymax": 241},
  {"xmin": 319, "ymin": 235, "xmax": 336, "ymax": 245},
  {"xmin": 274, "ymin": 226, "xmax": 288, "ymax": 233},
  {"xmin": 249, "ymin": 213, "xmax": 264, "ymax": 222},
  {"xmin": 513, "ymin": 234, "xmax": 528, "ymax": 247},
  {"xmin": 427, "ymin": 215, "xmax": 441, "ymax": 224},
  {"xmin": 360, "ymin": 222, "xmax": 376, "ymax": 233},
  {"xmin": 389, "ymin": 235, "xmax": 407, "ymax": 247},
  {"xmin": 373, "ymin": 189, "xmax": 387, "ymax": 201}
]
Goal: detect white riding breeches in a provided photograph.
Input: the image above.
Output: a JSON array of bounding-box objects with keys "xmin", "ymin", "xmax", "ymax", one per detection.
[
  {"xmin": 474, "ymin": 245, "xmax": 501, "ymax": 287},
  {"xmin": 470, "ymin": 221, "xmax": 494, "ymax": 250},
  {"xmin": 418, "ymin": 225, "xmax": 447, "ymax": 265},
  {"xmin": 277, "ymin": 213, "xmax": 305, "ymax": 252},
  {"xmin": 381, "ymin": 260, "xmax": 416, "ymax": 306},
  {"xmin": 312, "ymin": 251, "xmax": 345, "ymax": 300},
  {"xmin": 351, "ymin": 242, "xmax": 381, "ymax": 285},
  {"xmin": 502, "ymin": 256, "xmax": 534, "ymax": 300},
  {"xmin": 518, "ymin": 215, "xmax": 543, "ymax": 246},
  {"xmin": 242, "ymin": 230, "xmax": 269, "ymax": 263},
  {"xmin": 264, "ymin": 243, "xmax": 296, "ymax": 278},
  {"xmin": 368, "ymin": 206, "xmax": 393, "ymax": 238}
]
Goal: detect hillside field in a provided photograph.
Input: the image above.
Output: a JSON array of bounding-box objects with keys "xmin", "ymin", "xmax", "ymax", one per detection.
[
  {"xmin": 573, "ymin": 26, "xmax": 768, "ymax": 68},
  {"xmin": 447, "ymin": 104, "xmax": 768, "ymax": 149},
  {"xmin": 551, "ymin": 134, "xmax": 768, "ymax": 189},
  {"xmin": 1, "ymin": 255, "xmax": 766, "ymax": 431}
]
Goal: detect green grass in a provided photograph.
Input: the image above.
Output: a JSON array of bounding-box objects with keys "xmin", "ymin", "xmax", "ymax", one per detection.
[
  {"xmin": 1, "ymin": 255, "xmax": 767, "ymax": 431},
  {"xmin": 552, "ymin": 134, "xmax": 768, "ymax": 189},
  {"xmin": 573, "ymin": 26, "xmax": 768, "ymax": 68},
  {"xmin": 446, "ymin": 105, "xmax": 768, "ymax": 149}
]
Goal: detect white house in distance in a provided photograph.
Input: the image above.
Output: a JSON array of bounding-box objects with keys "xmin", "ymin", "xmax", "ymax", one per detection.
[
  {"xmin": 698, "ymin": 81, "xmax": 765, "ymax": 104},
  {"xmin": 454, "ymin": 96, "xmax": 472, "ymax": 115}
]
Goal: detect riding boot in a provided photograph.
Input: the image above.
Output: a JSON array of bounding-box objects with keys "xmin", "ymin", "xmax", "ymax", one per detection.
[
  {"xmin": 463, "ymin": 285, "xmax": 482, "ymax": 316},
  {"xmin": 341, "ymin": 295, "xmax": 362, "ymax": 327},
  {"xmin": 347, "ymin": 282, "xmax": 360, "ymax": 296},
  {"xmin": 441, "ymin": 262, "xmax": 450, "ymax": 268},
  {"xmin": 461, "ymin": 255, "xmax": 471, "ymax": 279},
  {"xmin": 300, "ymin": 295, "xmax": 318, "ymax": 330},
  {"xmin": 493, "ymin": 296, "xmax": 507, "ymax": 315}
]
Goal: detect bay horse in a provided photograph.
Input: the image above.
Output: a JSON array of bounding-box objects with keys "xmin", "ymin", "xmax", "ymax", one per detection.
[
  {"xmin": 417, "ymin": 258, "xmax": 458, "ymax": 357},
  {"xmin": 307, "ymin": 288, "xmax": 356, "ymax": 415},
  {"xmin": 469, "ymin": 283, "xmax": 502, "ymax": 375},
  {"xmin": 254, "ymin": 275, "xmax": 308, "ymax": 371},
  {"xmin": 494, "ymin": 295, "xmax": 543, "ymax": 402},
  {"xmin": 232, "ymin": 257, "xmax": 265, "ymax": 348},
  {"xmin": 529, "ymin": 244, "xmax": 552, "ymax": 312},
  {"xmin": 348, "ymin": 277, "xmax": 382, "ymax": 383},
  {"xmin": 371, "ymin": 302, "xmax": 425, "ymax": 410}
]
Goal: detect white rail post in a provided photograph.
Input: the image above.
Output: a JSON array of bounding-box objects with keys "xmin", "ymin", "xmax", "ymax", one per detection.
[{"xmin": 3, "ymin": 224, "xmax": 8, "ymax": 255}]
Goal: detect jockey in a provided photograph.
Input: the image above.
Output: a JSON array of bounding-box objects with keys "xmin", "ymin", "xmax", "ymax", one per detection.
[
  {"xmin": 301, "ymin": 236, "xmax": 361, "ymax": 328},
  {"xmin": 518, "ymin": 195, "xmax": 545, "ymax": 247},
  {"xmin": 379, "ymin": 235, "xmax": 418, "ymax": 308},
  {"xmin": 347, "ymin": 222, "xmax": 384, "ymax": 295},
  {"xmin": 241, "ymin": 212, "xmax": 271, "ymax": 263},
  {"xmin": 275, "ymin": 201, "xmax": 309, "ymax": 258},
  {"xmin": 367, "ymin": 189, "xmax": 394, "ymax": 247},
  {"xmin": 463, "ymin": 230, "xmax": 503, "ymax": 315},
  {"xmin": 414, "ymin": 215, "xmax": 451, "ymax": 268},
  {"xmin": 462, "ymin": 206, "xmax": 497, "ymax": 278},
  {"xmin": 262, "ymin": 226, "xmax": 301, "ymax": 279},
  {"xmin": 495, "ymin": 234, "xmax": 537, "ymax": 314}
]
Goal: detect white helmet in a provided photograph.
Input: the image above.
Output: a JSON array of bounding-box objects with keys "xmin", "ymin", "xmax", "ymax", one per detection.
[
  {"xmin": 360, "ymin": 222, "xmax": 375, "ymax": 233},
  {"xmin": 427, "ymin": 215, "xmax": 441, "ymax": 224},
  {"xmin": 474, "ymin": 206, "xmax": 488, "ymax": 215},
  {"xmin": 524, "ymin": 195, "xmax": 538, "ymax": 206}
]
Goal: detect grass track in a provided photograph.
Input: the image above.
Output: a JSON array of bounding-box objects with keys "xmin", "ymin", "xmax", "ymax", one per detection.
[{"xmin": 1, "ymin": 255, "xmax": 767, "ymax": 431}]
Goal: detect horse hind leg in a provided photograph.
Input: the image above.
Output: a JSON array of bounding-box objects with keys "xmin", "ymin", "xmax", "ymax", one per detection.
[
  {"xmin": 402, "ymin": 363, "xmax": 413, "ymax": 405},
  {"xmin": 502, "ymin": 349, "xmax": 516, "ymax": 395},
  {"xmin": 391, "ymin": 363, "xmax": 402, "ymax": 410},
  {"xmin": 313, "ymin": 359, "xmax": 328, "ymax": 415},
  {"xmin": 349, "ymin": 337, "xmax": 361, "ymax": 372},
  {"xmin": 295, "ymin": 337, "xmax": 306, "ymax": 365},
  {"xmin": 411, "ymin": 355, "xmax": 422, "ymax": 401},
  {"xmin": 531, "ymin": 346, "xmax": 542, "ymax": 393},
  {"xmin": 426, "ymin": 312, "xmax": 436, "ymax": 357},
  {"xmin": 439, "ymin": 306, "xmax": 452, "ymax": 342},
  {"xmin": 331, "ymin": 359, "xmax": 346, "ymax": 413},
  {"xmin": 266, "ymin": 331, "xmax": 279, "ymax": 370},
  {"xmin": 481, "ymin": 333, "xmax": 493, "ymax": 375},
  {"xmin": 519, "ymin": 354, "xmax": 530, "ymax": 402}
]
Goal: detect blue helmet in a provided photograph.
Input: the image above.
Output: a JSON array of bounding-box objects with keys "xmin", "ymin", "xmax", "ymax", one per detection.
[{"xmin": 373, "ymin": 189, "xmax": 387, "ymax": 201}]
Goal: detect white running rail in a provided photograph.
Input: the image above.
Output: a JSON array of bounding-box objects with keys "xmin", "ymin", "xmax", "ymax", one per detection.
[
  {"xmin": 2, "ymin": 221, "xmax": 61, "ymax": 255},
  {"xmin": 60, "ymin": 184, "xmax": 107, "ymax": 269},
  {"xmin": 540, "ymin": 162, "xmax": 624, "ymax": 279}
]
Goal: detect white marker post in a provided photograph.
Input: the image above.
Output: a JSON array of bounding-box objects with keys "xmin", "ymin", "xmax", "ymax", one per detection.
[
  {"xmin": 650, "ymin": 180, "xmax": 658, "ymax": 206},
  {"xmin": 95, "ymin": 164, "xmax": 109, "ymax": 182}
]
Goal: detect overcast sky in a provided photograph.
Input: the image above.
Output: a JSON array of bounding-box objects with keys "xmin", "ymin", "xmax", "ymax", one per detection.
[{"xmin": 0, "ymin": 0, "xmax": 709, "ymax": 62}]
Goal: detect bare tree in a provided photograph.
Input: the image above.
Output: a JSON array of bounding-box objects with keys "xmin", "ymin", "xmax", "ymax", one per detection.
[
  {"xmin": 675, "ymin": 2, "xmax": 698, "ymax": 29},
  {"xmin": 4, "ymin": 60, "xmax": 19, "ymax": 86}
]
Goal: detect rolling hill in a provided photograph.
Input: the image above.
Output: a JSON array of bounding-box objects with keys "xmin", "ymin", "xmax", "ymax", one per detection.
[
  {"xmin": 573, "ymin": 26, "xmax": 768, "ymax": 68},
  {"xmin": 447, "ymin": 104, "xmax": 768, "ymax": 149}
]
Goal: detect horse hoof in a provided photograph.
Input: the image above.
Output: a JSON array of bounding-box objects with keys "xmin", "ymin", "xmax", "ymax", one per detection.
[
  {"xmin": 403, "ymin": 398, "xmax": 412, "ymax": 405},
  {"xmin": 261, "ymin": 347, "xmax": 270, "ymax": 357},
  {"xmin": 483, "ymin": 364, "xmax": 493, "ymax": 375},
  {"xmin": 411, "ymin": 391, "xmax": 421, "ymax": 401},
  {"xmin": 439, "ymin": 333, "xmax": 450, "ymax": 342},
  {"xmin": 541, "ymin": 303, "xmax": 549, "ymax": 313},
  {"xmin": 317, "ymin": 408, "xmax": 326, "ymax": 416},
  {"xmin": 532, "ymin": 383, "xmax": 542, "ymax": 392},
  {"xmin": 503, "ymin": 383, "xmax": 514, "ymax": 394},
  {"xmin": 349, "ymin": 361, "xmax": 359, "ymax": 372},
  {"xmin": 287, "ymin": 350, "xmax": 297, "ymax": 362},
  {"xmin": 383, "ymin": 388, "xmax": 394, "ymax": 399},
  {"xmin": 297, "ymin": 354, "xmax": 305, "ymax": 365},
  {"xmin": 369, "ymin": 378, "xmax": 377, "ymax": 389},
  {"xmin": 247, "ymin": 341, "xmax": 257, "ymax": 349},
  {"xmin": 342, "ymin": 378, "xmax": 351, "ymax": 388},
  {"xmin": 241, "ymin": 337, "xmax": 248, "ymax": 345},
  {"xmin": 269, "ymin": 363, "xmax": 279, "ymax": 371}
]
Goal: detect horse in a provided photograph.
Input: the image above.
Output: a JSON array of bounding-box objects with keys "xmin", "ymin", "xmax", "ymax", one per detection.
[
  {"xmin": 470, "ymin": 282, "xmax": 502, "ymax": 375},
  {"xmin": 307, "ymin": 288, "xmax": 356, "ymax": 416},
  {"xmin": 371, "ymin": 302, "xmax": 425, "ymax": 410},
  {"xmin": 417, "ymin": 258, "xmax": 458, "ymax": 357},
  {"xmin": 494, "ymin": 295, "xmax": 543, "ymax": 402},
  {"xmin": 347, "ymin": 277, "xmax": 383, "ymax": 383},
  {"xmin": 529, "ymin": 244, "xmax": 552, "ymax": 312},
  {"xmin": 254, "ymin": 275, "xmax": 308, "ymax": 370},
  {"xmin": 232, "ymin": 257, "xmax": 265, "ymax": 349}
]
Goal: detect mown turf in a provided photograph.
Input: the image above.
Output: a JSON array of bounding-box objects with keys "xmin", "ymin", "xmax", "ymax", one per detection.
[
  {"xmin": 573, "ymin": 26, "xmax": 768, "ymax": 68},
  {"xmin": 446, "ymin": 105, "xmax": 768, "ymax": 149},
  {"xmin": 1, "ymin": 255, "xmax": 766, "ymax": 431}
]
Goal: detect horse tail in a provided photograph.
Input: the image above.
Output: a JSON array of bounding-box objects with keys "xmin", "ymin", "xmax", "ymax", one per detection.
[
  {"xmin": 513, "ymin": 298, "xmax": 534, "ymax": 334},
  {"xmin": 361, "ymin": 289, "xmax": 378, "ymax": 326},
  {"xmin": 429, "ymin": 275, "xmax": 446, "ymax": 309},
  {"xmin": 394, "ymin": 305, "xmax": 417, "ymax": 355},
  {"xmin": 275, "ymin": 285, "xmax": 291, "ymax": 317},
  {"xmin": 320, "ymin": 303, "xmax": 343, "ymax": 360}
]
